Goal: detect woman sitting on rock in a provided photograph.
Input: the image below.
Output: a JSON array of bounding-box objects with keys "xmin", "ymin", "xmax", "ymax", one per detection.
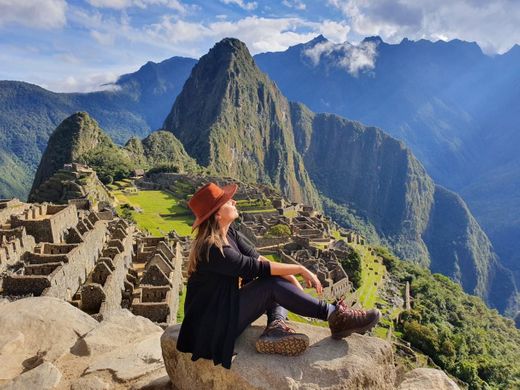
[{"xmin": 176, "ymin": 182, "xmax": 381, "ymax": 369}]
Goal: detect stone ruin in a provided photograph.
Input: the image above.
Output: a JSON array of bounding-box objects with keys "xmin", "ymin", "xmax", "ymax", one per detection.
[
  {"xmin": 137, "ymin": 172, "xmax": 280, "ymax": 203},
  {"xmin": 28, "ymin": 163, "xmax": 114, "ymax": 207},
  {"xmin": 280, "ymin": 242, "xmax": 353, "ymax": 301},
  {"xmin": 238, "ymin": 200, "xmax": 332, "ymax": 248},
  {"xmin": 342, "ymin": 230, "xmax": 366, "ymax": 245},
  {"xmin": 0, "ymin": 198, "xmax": 184, "ymax": 326},
  {"xmin": 122, "ymin": 235, "xmax": 183, "ymax": 325}
]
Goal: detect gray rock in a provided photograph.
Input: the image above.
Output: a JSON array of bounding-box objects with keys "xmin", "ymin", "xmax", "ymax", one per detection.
[
  {"xmin": 83, "ymin": 309, "xmax": 163, "ymax": 355},
  {"xmin": 161, "ymin": 320, "xmax": 395, "ymax": 389},
  {"xmin": 131, "ymin": 372, "xmax": 172, "ymax": 390},
  {"xmin": 86, "ymin": 332, "xmax": 164, "ymax": 381},
  {"xmin": 0, "ymin": 362, "xmax": 61, "ymax": 390},
  {"xmin": 70, "ymin": 375, "xmax": 110, "ymax": 390},
  {"xmin": 0, "ymin": 297, "xmax": 98, "ymax": 381},
  {"xmin": 398, "ymin": 368, "xmax": 460, "ymax": 390}
]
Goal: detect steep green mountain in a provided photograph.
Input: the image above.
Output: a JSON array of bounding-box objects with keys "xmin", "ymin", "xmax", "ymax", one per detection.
[
  {"xmin": 159, "ymin": 38, "xmax": 517, "ymax": 314},
  {"xmin": 125, "ymin": 131, "xmax": 199, "ymax": 172},
  {"xmin": 379, "ymin": 249, "xmax": 520, "ymax": 389},
  {"xmin": 254, "ymin": 36, "xmax": 520, "ymax": 293},
  {"xmin": 162, "ymin": 38, "xmax": 321, "ymax": 208},
  {"xmin": 29, "ymin": 112, "xmax": 198, "ymax": 200},
  {"xmin": 289, "ymin": 102, "xmax": 518, "ymax": 314},
  {"xmin": 29, "ymin": 112, "xmax": 134, "ymax": 198},
  {"xmin": 0, "ymin": 56, "xmax": 196, "ymax": 200}
]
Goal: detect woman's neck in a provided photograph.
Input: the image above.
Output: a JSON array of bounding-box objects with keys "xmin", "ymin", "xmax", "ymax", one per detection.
[{"xmin": 219, "ymin": 221, "xmax": 232, "ymax": 243}]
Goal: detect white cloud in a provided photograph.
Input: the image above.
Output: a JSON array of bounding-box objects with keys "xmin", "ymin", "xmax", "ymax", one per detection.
[
  {"xmin": 220, "ymin": 0, "xmax": 257, "ymax": 11},
  {"xmin": 282, "ymin": 0, "xmax": 306, "ymax": 11},
  {"xmin": 303, "ymin": 40, "xmax": 378, "ymax": 76},
  {"xmin": 0, "ymin": 0, "xmax": 67, "ymax": 29},
  {"xmin": 327, "ymin": 0, "xmax": 520, "ymax": 54},
  {"xmin": 143, "ymin": 15, "xmax": 330, "ymax": 54},
  {"xmin": 317, "ymin": 20, "xmax": 350, "ymax": 43},
  {"xmin": 90, "ymin": 30, "xmax": 116, "ymax": 45},
  {"xmin": 87, "ymin": 0, "xmax": 188, "ymax": 13},
  {"xmin": 44, "ymin": 71, "xmax": 122, "ymax": 93}
]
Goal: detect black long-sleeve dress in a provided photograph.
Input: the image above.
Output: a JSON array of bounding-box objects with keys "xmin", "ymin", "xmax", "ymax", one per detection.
[{"xmin": 176, "ymin": 225, "xmax": 271, "ymax": 369}]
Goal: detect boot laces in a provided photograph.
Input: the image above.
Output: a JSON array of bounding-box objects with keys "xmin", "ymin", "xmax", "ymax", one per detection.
[
  {"xmin": 336, "ymin": 298, "xmax": 367, "ymax": 318},
  {"xmin": 268, "ymin": 319, "xmax": 295, "ymax": 333}
]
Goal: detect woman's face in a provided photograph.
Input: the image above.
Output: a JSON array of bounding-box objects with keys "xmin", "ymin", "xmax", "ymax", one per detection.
[{"xmin": 216, "ymin": 198, "xmax": 238, "ymax": 225}]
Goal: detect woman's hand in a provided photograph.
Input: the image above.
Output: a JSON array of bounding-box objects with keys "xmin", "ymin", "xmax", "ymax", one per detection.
[{"xmin": 299, "ymin": 266, "xmax": 323, "ymax": 295}]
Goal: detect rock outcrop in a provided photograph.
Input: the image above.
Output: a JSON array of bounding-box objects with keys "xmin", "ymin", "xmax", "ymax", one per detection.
[
  {"xmin": 161, "ymin": 319, "xmax": 396, "ymax": 389},
  {"xmin": 397, "ymin": 368, "xmax": 460, "ymax": 390},
  {"xmin": 0, "ymin": 297, "xmax": 171, "ymax": 389}
]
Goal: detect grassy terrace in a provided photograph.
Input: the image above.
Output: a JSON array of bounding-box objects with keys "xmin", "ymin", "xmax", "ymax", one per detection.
[
  {"xmin": 352, "ymin": 243, "xmax": 386, "ymax": 309},
  {"xmin": 112, "ymin": 185, "xmax": 193, "ymax": 237}
]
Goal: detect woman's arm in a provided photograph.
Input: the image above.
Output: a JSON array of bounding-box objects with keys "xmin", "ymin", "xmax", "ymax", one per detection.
[{"xmin": 257, "ymin": 255, "xmax": 303, "ymax": 291}]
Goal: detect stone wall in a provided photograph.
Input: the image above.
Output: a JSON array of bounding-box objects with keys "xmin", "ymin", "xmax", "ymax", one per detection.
[
  {"xmin": 11, "ymin": 204, "xmax": 78, "ymax": 243},
  {"xmin": 0, "ymin": 227, "xmax": 36, "ymax": 275},
  {"xmin": 3, "ymin": 216, "xmax": 107, "ymax": 299},
  {"xmin": 129, "ymin": 238, "xmax": 183, "ymax": 324}
]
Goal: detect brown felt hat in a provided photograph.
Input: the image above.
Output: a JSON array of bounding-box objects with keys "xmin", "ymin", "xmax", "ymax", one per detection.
[{"xmin": 188, "ymin": 182, "xmax": 238, "ymax": 232}]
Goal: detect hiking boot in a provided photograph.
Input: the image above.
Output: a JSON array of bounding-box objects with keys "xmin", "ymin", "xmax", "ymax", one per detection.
[
  {"xmin": 328, "ymin": 299, "xmax": 381, "ymax": 339},
  {"xmin": 255, "ymin": 319, "xmax": 309, "ymax": 356}
]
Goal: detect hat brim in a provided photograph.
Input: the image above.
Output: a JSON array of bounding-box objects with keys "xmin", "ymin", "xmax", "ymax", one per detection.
[{"xmin": 191, "ymin": 183, "xmax": 238, "ymax": 232}]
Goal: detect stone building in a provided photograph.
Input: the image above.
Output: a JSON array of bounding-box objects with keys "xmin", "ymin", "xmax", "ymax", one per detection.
[
  {"xmin": 280, "ymin": 242, "xmax": 353, "ymax": 301},
  {"xmin": 124, "ymin": 236, "xmax": 183, "ymax": 325}
]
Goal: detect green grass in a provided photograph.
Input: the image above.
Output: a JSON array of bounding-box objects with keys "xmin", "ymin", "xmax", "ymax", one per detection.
[
  {"xmin": 113, "ymin": 189, "xmax": 193, "ymax": 237},
  {"xmin": 239, "ymin": 208, "xmax": 277, "ymax": 213},
  {"xmin": 177, "ymin": 285, "xmax": 187, "ymax": 323},
  {"xmin": 353, "ymin": 243, "xmax": 385, "ymax": 309},
  {"xmin": 263, "ymin": 254, "xmax": 281, "ymax": 262}
]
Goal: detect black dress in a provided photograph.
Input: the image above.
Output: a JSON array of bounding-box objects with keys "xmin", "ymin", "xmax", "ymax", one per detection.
[{"xmin": 176, "ymin": 225, "xmax": 271, "ymax": 369}]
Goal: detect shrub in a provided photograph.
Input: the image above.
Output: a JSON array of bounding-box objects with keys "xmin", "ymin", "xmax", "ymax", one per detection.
[{"xmin": 266, "ymin": 224, "xmax": 291, "ymax": 237}]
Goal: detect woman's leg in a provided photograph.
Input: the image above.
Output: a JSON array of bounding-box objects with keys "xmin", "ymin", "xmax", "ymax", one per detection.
[{"xmin": 236, "ymin": 276, "xmax": 334, "ymax": 337}]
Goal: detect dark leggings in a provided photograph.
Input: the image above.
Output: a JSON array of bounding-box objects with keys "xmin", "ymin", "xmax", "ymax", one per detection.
[{"xmin": 236, "ymin": 276, "xmax": 332, "ymax": 337}]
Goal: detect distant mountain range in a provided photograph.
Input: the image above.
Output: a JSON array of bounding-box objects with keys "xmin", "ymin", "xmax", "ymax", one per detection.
[
  {"xmin": 254, "ymin": 36, "xmax": 520, "ymax": 293},
  {"xmin": 26, "ymin": 38, "xmax": 519, "ymax": 317}
]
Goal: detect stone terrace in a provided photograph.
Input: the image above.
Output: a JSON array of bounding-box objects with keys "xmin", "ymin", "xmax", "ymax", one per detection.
[{"xmin": 124, "ymin": 236, "xmax": 183, "ymax": 325}]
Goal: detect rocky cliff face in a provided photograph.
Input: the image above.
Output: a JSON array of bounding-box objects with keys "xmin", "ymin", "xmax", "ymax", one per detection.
[
  {"xmin": 290, "ymin": 102, "xmax": 518, "ymax": 314},
  {"xmin": 163, "ymin": 38, "xmax": 320, "ymax": 208}
]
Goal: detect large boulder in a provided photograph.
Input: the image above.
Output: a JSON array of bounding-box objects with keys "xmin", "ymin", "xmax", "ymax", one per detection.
[
  {"xmin": 397, "ymin": 368, "xmax": 460, "ymax": 390},
  {"xmin": 161, "ymin": 320, "xmax": 396, "ymax": 389},
  {"xmin": 81, "ymin": 309, "xmax": 163, "ymax": 355},
  {"xmin": 85, "ymin": 332, "xmax": 164, "ymax": 381},
  {"xmin": 0, "ymin": 297, "xmax": 98, "ymax": 382},
  {"xmin": 0, "ymin": 362, "xmax": 62, "ymax": 390}
]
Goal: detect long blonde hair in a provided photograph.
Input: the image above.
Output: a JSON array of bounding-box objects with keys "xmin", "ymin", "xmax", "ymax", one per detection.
[{"xmin": 187, "ymin": 213, "xmax": 226, "ymax": 276}]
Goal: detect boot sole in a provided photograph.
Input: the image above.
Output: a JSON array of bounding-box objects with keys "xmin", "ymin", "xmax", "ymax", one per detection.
[
  {"xmin": 255, "ymin": 334, "xmax": 309, "ymax": 356},
  {"xmin": 331, "ymin": 309, "xmax": 382, "ymax": 340}
]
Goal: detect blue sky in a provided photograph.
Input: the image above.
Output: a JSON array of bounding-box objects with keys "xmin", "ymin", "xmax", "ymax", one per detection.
[{"xmin": 1, "ymin": 0, "xmax": 519, "ymax": 92}]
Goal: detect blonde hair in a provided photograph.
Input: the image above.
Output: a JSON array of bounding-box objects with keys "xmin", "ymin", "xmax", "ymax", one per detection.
[{"xmin": 187, "ymin": 213, "xmax": 226, "ymax": 277}]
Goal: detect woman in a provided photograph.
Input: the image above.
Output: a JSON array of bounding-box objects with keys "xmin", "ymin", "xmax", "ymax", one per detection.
[{"xmin": 176, "ymin": 182, "xmax": 381, "ymax": 369}]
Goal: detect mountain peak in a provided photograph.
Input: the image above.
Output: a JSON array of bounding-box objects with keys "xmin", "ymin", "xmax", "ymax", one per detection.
[
  {"xmin": 162, "ymin": 38, "xmax": 321, "ymax": 206},
  {"xmin": 307, "ymin": 34, "xmax": 329, "ymax": 46},
  {"xmin": 362, "ymin": 36, "xmax": 384, "ymax": 45},
  {"xmin": 29, "ymin": 112, "xmax": 112, "ymax": 196},
  {"xmin": 208, "ymin": 37, "xmax": 252, "ymax": 62}
]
